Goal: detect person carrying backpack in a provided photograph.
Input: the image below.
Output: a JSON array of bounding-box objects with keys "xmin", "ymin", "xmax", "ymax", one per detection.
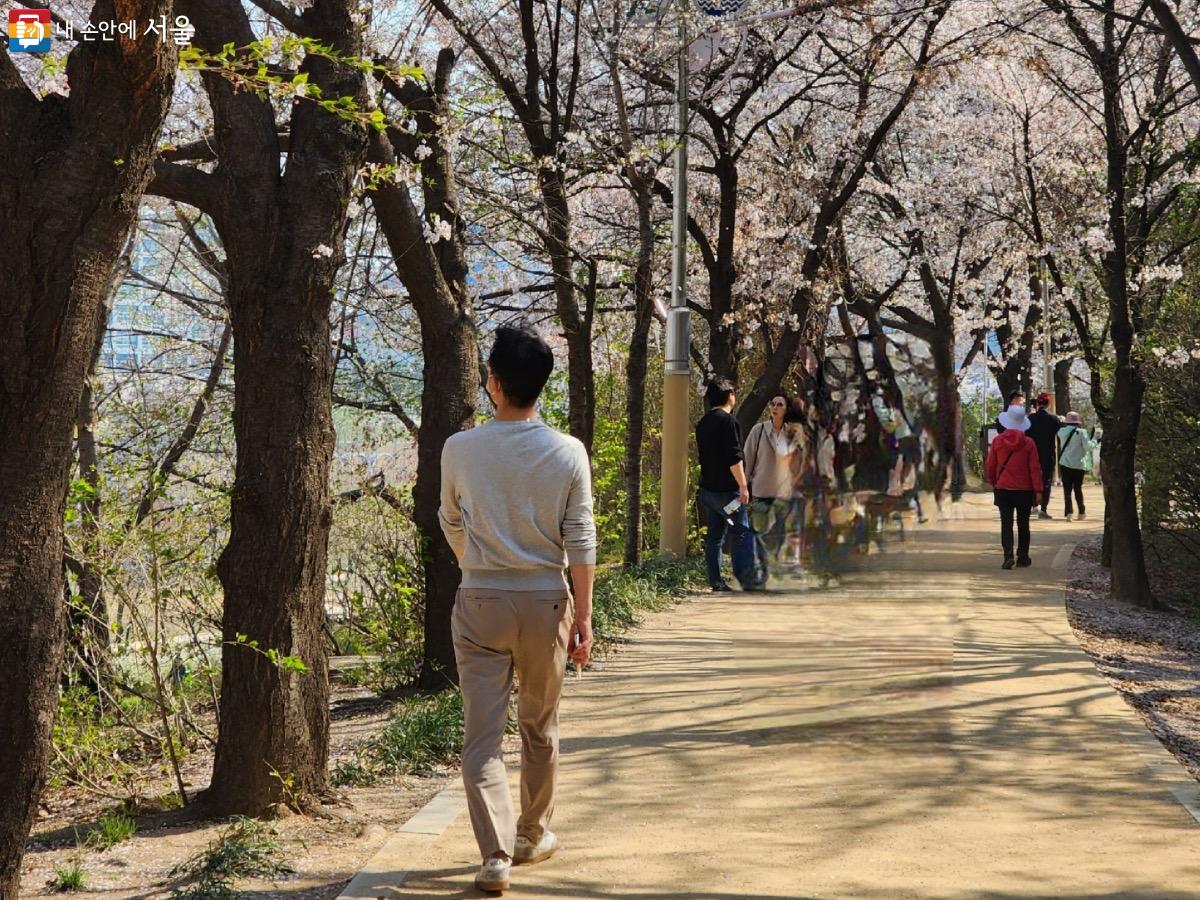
[
  {"xmin": 985, "ymin": 404, "xmax": 1044, "ymax": 569},
  {"xmin": 1057, "ymin": 411, "xmax": 1094, "ymax": 520}
]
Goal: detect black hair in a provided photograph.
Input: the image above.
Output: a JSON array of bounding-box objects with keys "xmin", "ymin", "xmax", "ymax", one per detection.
[
  {"xmin": 488, "ymin": 322, "xmax": 554, "ymax": 408},
  {"xmin": 704, "ymin": 379, "xmax": 735, "ymax": 409},
  {"xmin": 783, "ymin": 395, "xmax": 807, "ymax": 424},
  {"xmin": 1007, "ymin": 390, "xmax": 1025, "ymax": 405}
]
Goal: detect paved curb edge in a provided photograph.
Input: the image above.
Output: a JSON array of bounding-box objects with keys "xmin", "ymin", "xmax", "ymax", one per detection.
[
  {"xmin": 335, "ymin": 780, "xmax": 467, "ymax": 899},
  {"xmin": 1059, "ymin": 538, "xmax": 1200, "ymax": 828}
]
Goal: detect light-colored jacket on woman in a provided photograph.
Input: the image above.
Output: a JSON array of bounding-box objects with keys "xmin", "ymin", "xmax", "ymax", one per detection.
[
  {"xmin": 1057, "ymin": 424, "xmax": 1095, "ymax": 470},
  {"xmin": 744, "ymin": 421, "xmax": 798, "ymax": 499}
]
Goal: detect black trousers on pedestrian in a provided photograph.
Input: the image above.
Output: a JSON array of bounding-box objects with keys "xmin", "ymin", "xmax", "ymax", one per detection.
[
  {"xmin": 1061, "ymin": 467, "xmax": 1086, "ymax": 516},
  {"xmin": 1040, "ymin": 473, "xmax": 1053, "ymax": 512},
  {"xmin": 994, "ymin": 489, "xmax": 1033, "ymax": 561}
]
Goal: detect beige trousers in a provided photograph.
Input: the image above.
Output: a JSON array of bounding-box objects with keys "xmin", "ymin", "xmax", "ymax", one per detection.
[{"xmin": 452, "ymin": 586, "xmax": 572, "ymax": 860}]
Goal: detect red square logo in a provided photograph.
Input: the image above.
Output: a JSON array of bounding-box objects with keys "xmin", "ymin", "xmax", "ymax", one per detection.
[{"xmin": 8, "ymin": 8, "xmax": 52, "ymax": 52}]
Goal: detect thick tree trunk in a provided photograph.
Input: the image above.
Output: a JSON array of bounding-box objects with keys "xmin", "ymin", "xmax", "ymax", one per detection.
[
  {"xmin": 0, "ymin": 5, "xmax": 176, "ymax": 891},
  {"xmin": 181, "ymin": 0, "xmax": 370, "ymax": 814},
  {"xmin": 540, "ymin": 171, "xmax": 594, "ymax": 453},
  {"xmin": 929, "ymin": 332, "xmax": 963, "ymax": 501},
  {"xmin": 412, "ymin": 311, "xmax": 477, "ymax": 688},
  {"xmin": 1100, "ymin": 365, "xmax": 1153, "ymax": 605},
  {"xmin": 368, "ymin": 49, "xmax": 477, "ymax": 689},
  {"xmin": 706, "ymin": 155, "xmax": 740, "ymax": 385},
  {"xmin": 1094, "ymin": 14, "xmax": 1154, "ymax": 609},
  {"xmin": 707, "ymin": 271, "xmax": 737, "ymax": 384},
  {"xmin": 208, "ymin": 269, "xmax": 340, "ymax": 812},
  {"xmin": 1054, "ymin": 357, "xmax": 1073, "ymax": 413},
  {"xmin": 1102, "ymin": 479, "xmax": 1114, "ymax": 567},
  {"xmin": 623, "ymin": 190, "xmax": 656, "ymax": 567}
]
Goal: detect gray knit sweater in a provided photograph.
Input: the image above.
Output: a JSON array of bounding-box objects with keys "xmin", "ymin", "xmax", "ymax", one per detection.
[{"xmin": 438, "ymin": 418, "xmax": 598, "ymax": 590}]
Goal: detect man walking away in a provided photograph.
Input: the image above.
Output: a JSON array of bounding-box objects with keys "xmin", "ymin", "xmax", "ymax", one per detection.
[
  {"xmin": 1027, "ymin": 392, "xmax": 1061, "ymax": 519},
  {"xmin": 696, "ymin": 379, "xmax": 757, "ymax": 591},
  {"xmin": 745, "ymin": 394, "xmax": 797, "ymax": 575},
  {"xmin": 439, "ymin": 323, "xmax": 597, "ymax": 894},
  {"xmin": 985, "ymin": 404, "xmax": 1043, "ymax": 569}
]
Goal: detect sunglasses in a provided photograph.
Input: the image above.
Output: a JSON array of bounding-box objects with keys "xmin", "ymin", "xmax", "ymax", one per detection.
[{"xmin": 769, "ymin": 401, "xmax": 786, "ymax": 408}]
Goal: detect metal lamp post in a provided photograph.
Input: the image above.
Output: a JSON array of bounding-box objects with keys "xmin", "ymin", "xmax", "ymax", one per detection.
[
  {"xmin": 659, "ymin": 2, "xmax": 691, "ymax": 557},
  {"xmin": 655, "ymin": 0, "xmax": 813, "ymax": 556},
  {"xmin": 1041, "ymin": 259, "xmax": 1054, "ymax": 411}
]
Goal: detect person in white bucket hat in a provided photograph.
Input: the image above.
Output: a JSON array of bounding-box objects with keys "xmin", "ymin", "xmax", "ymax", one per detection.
[{"xmin": 985, "ymin": 404, "xmax": 1044, "ymax": 568}]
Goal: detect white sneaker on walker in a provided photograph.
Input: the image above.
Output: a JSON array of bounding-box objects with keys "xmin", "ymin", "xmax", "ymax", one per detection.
[
  {"xmin": 514, "ymin": 830, "xmax": 559, "ymax": 865},
  {"xmin": 475, "ymin": 855, "xmax": 511, "ymax": 892}
]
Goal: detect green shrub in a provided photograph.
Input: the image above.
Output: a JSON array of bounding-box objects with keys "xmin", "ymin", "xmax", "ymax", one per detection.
[
  {"xmin": 327, "ymin": 495, "xmax": 425, "ymax": 691},
  {"xmin": 85, "ymin": 809, "xmax": 137, "ymax": 850},
  {"xmin": 50, "ymin": 862, "xmax": 87, "ymax": 892},
  {"xmin": 330, "ymin": 758, "xmax": 376, "ymax": 788},
  {"xmin": 50, "ymin": 687, "xmax": 142, "ymax": 796},
  {"xmin": 378, "ymin": 689, "xmax": 465, "ymax": 770},
  {"xmin": 590, "ymin": 558, "xmax": 707, "ymax": 649}
]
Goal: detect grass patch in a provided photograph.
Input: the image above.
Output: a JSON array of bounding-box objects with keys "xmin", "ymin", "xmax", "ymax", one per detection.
[
  {"xmin": 169, "ymin": 817, "xmax": 290, "ymax": 899},
  {"xmin": 338, "ymin": 656, "xmax": 420, "ymax": 695},
  {"xmin": 84, "ymin": 808, "xmax": 137, "ymax": 850},
  {"xmin": 50, "ymin": 862, "xmax": 87, "ymax": 892},
  {"xmin": 332, "ymin": 690, "xmax": 465, "ymax": 787}
]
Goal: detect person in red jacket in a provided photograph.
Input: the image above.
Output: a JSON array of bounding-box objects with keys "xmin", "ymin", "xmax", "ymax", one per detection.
[{"xmin": 985, "ymin": 404, "xmax": 1044, "ymax": 569}]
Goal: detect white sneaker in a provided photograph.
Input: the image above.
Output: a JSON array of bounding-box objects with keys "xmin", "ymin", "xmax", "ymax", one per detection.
[
  {"xmin": 1063, "ymin": 514, "xmax": 1073, "ymax": 521},
  {"xmin": 513, "ymin": 830, "xmax": 559, "ymax": 866},
  {"xmin": 475, "ymin": 856, "xmax": 511, "ymax": 892}
]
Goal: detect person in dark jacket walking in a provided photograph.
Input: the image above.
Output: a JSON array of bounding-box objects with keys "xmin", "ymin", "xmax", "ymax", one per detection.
[
  {"xmin": 696, "ymin": 380, "xmax": 757, "ymax": 591},
  {"xmin": 1026, "ymin": 392, "xmax": 1061, "ymax": 518},
  {"xmin": 985, "ymin": 404, "xmax": 1043, "ymax": 568}
]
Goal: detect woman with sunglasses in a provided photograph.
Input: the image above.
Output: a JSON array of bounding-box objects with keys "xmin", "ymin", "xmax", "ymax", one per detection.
[{"xmin": 744, "ymin": 394, "xmax": 799, "ymax": 580}]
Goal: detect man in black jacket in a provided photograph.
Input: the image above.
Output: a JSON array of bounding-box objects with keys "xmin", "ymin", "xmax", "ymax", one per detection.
[
  {"xmin": 695, "ymin": 380, "xmax": 757, "ymax": 591},
  {"xmin": 1027, "ymin": 392, "xmax": 1062, "ymax": 518}
]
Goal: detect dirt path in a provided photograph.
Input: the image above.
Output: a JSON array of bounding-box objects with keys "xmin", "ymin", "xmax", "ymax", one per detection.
[{"xmin": 371, "ymin": 487, "xmax": 1200, "ymax": 899}]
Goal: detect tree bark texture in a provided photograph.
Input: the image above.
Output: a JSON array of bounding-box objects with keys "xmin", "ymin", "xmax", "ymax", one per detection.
[
  {"xmin": 623, "ymin": 188, "xmax": 657, "ymax": 566},
  {"xmin": 1054, "ymin": 357, "xmax": 1073, "ymax": 414},
  {"xmin": 706, "ymin": 154, "xmax": 740, "ymax": 385},
  {"xmin": 154, "ymin": 0, "xmax": 370, "ymax": 813},
  {"xmin": 369, "ymin": 48, "xmax": 478, "ymax": 689},
  {"xmin": 540, "ymin": 169, "xmax": 595, "ymax": 453},
  {"xmin": 1094, "ymin": 3, "xmax": 1155, "ymax": 608},
  {"xmin": 928, "ymin": 332, "xmax": 963, "ymax": 500},
  {"xmin": 0, "ymin": 3, "xmax": 177, "ymax": 891},
  {"xmin": 607, "ymin": 43, "xmax": 657, "ymax": 567}
]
